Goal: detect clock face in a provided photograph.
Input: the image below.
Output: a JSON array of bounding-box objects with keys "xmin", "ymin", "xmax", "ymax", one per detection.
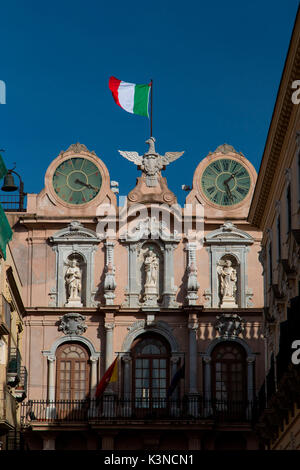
[
  {"xmin": 52, "ymin": 157, "xmax": 102, "ymax": 205},
  {"xmin": 201, "ymin": 158, "xmax": 251, "ymax": 206}
]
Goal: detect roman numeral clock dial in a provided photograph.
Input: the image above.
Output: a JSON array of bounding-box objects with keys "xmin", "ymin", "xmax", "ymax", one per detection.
[
  {"xmin": 52, "ymin": 157, "xmax": 102, "ymax": 205},
  {"xmin": 201, "ymin": 158, "xmax": 251, "ymax": 207}
]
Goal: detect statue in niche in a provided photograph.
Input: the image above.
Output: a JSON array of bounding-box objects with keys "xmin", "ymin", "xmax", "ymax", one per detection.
[
  {"xmin": 217, "ymin": 259, "xmax": 238, "ymax": 307},
  {"xmin": 144, "ymin": 249, "xmax": 159, "ymax": 288},
  {"xmin": 65, "ymin": 259, "xmax": 82, "ymax": 305},
  {"xmin": 142, "ymin": 248, "xmax": 159, "ymax": 307}
]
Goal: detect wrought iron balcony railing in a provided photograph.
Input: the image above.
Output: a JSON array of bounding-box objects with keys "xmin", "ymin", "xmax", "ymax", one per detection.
[
  {"xmin": 0, "ymin": 194, "xmax": 27, "ymax": 212},
  {"xmin": 14, "ymin": 366, "xmax": 28, "ymax": 402},
  {"xmin": 7, "ymin": 348, "xmax": 21, "ymax": 386},
  {"xmin": 21, "ymin": 397, "xmax": 257, "ymax": 425}
]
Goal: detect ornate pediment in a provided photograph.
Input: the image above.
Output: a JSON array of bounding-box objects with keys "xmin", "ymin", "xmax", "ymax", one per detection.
[
  {"xmin": 213, "ymin": 143, "xmax": 241, "ymax": 155},
  {"xmin": 49, "ymin": 221, "xmax": 100, "ymax": 245},
  {"xmin": 60, "ymin": 142, "xmax": 96, "ymax": 155},
  {"xmin": 205, "ymin": 221, "xmax": 254, "ymax": 245},
  {"xmin": 120, "ymin": 216, "xmax": 181, "ymax": 242}
]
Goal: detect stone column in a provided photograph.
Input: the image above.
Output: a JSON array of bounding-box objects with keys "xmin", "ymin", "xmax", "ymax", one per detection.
[
  {"xmin": 203, "ymin": 357, "xmax": 212, "ymax": 416},
  {"xmin": 122, "ymin": 354, "xmax": 132, "ymax": 399},
  {"xmin": 90, "ymin": 357, "xmax": 98, "ymax": 398},
  {"xmin": 88, "ymin": 357, "xmax": 98, "ymax": 418},
  {"xmin": 170, "ymin": 356, "xmax": 180, "ymax": 417},
  {"xmin": 48, "ymin": 356, "xmax": 56, "ymax": 401},
  {"xmin": 105, "ymin": 323, "xmax": 114, "ymax": 370},
  {"xmin": 127, "ymin": 244, "xmax": 140, "ymax": 307},
  {"xmin": 122, "ymin": 354, "xmax": 132, "ymax": 417},
  {"xmin": 46, "ymin": 356, "xmax": 56, "ymax": 419},
  {"xmin": 188, "ymin": 322, "xmax": 198, "ymax": 394},
  {"xmin": 247, "ymin": 357, "xmax": 255, "ymax": 419},
  {"xmin": 103, "ymin": 323, "xmax": 115, "ymax": 416},
  {"xmin": 188, "ymin": 320, "xmax": 199, "ymax": 416},
  {"xmin": 163, "ymin": 243, "xmax": 177, "ymax": 308}
]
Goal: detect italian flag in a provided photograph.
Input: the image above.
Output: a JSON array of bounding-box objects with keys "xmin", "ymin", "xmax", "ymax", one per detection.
[{"xmin": 109, "ymin": 76, "xmax": 151, "ymax": 117}]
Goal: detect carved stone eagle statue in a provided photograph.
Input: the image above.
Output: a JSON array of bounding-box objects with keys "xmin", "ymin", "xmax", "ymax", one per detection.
[{"xmin": 118, "ymin": 137, "xmax": 184, "ymax": 187}]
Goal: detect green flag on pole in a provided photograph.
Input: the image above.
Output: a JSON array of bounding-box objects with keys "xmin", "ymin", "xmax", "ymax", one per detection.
[
  {"xmin": 0, "ymin": 203, "xmax": 12, "ymax": 260},
  {"xmin": 0, "ymin": 153, "xmax": 7, "ymax": 180}
]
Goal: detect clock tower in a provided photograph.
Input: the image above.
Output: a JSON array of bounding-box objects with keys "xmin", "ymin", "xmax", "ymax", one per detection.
[{"xmin": 186, "ymin": 143, "xmax": 257, "ymax": 220}]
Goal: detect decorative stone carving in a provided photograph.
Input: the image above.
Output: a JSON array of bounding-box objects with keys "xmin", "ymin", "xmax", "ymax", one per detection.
[
  {"xmin": 60, "ymin": 142, "xmax": 96, "ymax": 155},
  {"xmin": 217, "ymin": 259, "xmax": 238, "ymax": 308},
  {"xmin": 120, "ymin": 216, "xmax": 181, "ymax": 243},
  {"xmin": 49, "ymin": 221, "xmax": 100, "ymax": 307},
  {"xmin": 215, "ymin": 313, "xmax": 244, "ymax": 338},
  {"xmin": 58, "ymin": 313, "xmax": 87, "ymax": 336},
  {"xmin": 185, "ymin": 242, "xmax": 199, "ymax": 305},
  {"xmin": 121, "ymin": 218, "xmax": 180, "ymax": 309},
  {"xmin": 119, "ymin": 137, "xmax": 184, "ymax": 188},
  {"xmin": 205, "ymin": 222, "xmax": 253, "ymax": 308},
  {"xmin": 48, "ymin": 287, "xmax": 57, "ymax": 307},
  {"xmin": 212, "ymin": 143, "xmax": 243, "ymax": 155},
  {"xmin": 64, "ymin": 259, "xmax": 82, "ymax": 307},
  {"xmin": 203, "ymin": 288, "xmax": 212, "ymax": 308},
  {"xmin": 245, "ymin": 287, "xmax": 254, "ymax": 307},
  {"xmin": 104, "ymin": 241, "xmax": 116, "ymax": 305}
]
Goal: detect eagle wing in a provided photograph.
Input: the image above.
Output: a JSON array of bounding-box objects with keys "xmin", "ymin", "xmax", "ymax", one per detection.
[
  {"xmin": 118, "ymin": 151, "xmax": 143, "ymax": 165},
  {"xmin": 161, "ymin": 151, "xmax": 185, "ymax": 165}
]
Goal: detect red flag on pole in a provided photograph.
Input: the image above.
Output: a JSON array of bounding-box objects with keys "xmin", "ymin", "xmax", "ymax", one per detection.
[{"xmin": 95, "ymin": 357, "xmax": 118, "ymax": 402}]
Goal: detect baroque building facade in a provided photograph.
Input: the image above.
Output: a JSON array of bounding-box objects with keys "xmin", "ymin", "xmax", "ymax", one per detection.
[
  {"xmin": 248, "ymin": 8, "xmax": 300, "ymax": 451},
  {"xmin": 5, "ymin": 138, "xmax": 265, "ymax": 450}
]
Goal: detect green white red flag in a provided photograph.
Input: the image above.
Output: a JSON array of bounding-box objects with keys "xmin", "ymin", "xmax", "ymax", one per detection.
[{"xmin": 109, "ymin": 76, "xmax": 151, "ymax": 117}]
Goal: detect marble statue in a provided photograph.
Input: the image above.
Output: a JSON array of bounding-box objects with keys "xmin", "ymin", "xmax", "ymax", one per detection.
[
  {"xmin": 144, "ymin": 250, "xmax": 159, "ymax": 288},
  {"xmin": 217, "ymin": 259, "xmax": 238, "ymax": 307},
  {"xmin": 65, "ymin": 259, "xmax": 82, "ymax": 304}
]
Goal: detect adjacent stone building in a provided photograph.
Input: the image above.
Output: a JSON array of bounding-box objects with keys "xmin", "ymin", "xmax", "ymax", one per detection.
[{"xmin": 248, "ymin": 7, "xmax": 300, "ymax": 451}]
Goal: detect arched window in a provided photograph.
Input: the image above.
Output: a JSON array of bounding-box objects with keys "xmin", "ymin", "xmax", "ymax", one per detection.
[
  {"xmin": 56, "ymin": 343, "xmax": 90, "ymax": 400},
  {"xmin": 131, "ymin": 335, "xmax": 170, "ymax": 410},
  {"xmin": 211, "ymin": 342, "xmax": 247, "ymax": 407}
]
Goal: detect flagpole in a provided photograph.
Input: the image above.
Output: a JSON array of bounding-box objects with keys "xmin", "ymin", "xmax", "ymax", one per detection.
[{"xmin": 150, "ymin": 79, "xmax": 153, "ymax": 137}]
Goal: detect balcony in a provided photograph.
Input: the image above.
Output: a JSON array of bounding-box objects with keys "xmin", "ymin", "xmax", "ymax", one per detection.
[
  {"xmin": 255, "ymin": 296, "xmax": 300, "ymax": 446},
  {"xmin": 7, "ymin": 348, "xmax": 21, "ymax": 387},
  {"xmin": 13, "ymin": 367, "xmax": 28, "ymax": 403},
  {"xmin": 0, "ymin": 295, "xmax": 11, "ymax": 336},
  {"xmin": 21, "ymin": 397, "xmax": 257, "ymax": 425},
  {"xmin": 0, "ymin": 194, "xmax": 26, "ymax": 212},
  {"xmin": 0, "ymin": 389, "xmax": 17, "ymax": 431}
]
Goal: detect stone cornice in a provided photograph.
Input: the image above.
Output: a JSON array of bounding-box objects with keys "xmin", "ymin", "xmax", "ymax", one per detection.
[{"xmin": 248, "ymin": 9, "xmax": 300, "ymax": 228}]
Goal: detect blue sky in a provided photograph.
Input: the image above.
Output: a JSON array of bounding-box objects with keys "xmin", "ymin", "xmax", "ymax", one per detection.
[{"xmin": 0, "ymin": 0, "xmax": 298, "ymax": 206}]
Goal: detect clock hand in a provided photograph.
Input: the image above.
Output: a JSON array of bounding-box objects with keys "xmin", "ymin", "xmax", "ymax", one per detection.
[
  {"xmin": 75, "ymin": 179, "xmax": 99, "ymax": 191},
  {"xmin": 224, "ymin": 181, "xmax": 234, "ymax": 201},
  {"xmin": 224, "ymin": 172, "xmax": 237, "ymax": 185}
]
